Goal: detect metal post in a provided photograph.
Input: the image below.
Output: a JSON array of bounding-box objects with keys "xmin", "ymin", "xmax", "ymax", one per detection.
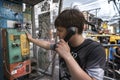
[
  {"xmin": 0, "ymin": 28, "xmax": 4, "ymax": 80},
  {"xmin": 31, "ymin": 6, "xmax": 37, "ymax": 58},
  {"xmin": 118, "ymin": 18, "xmax": 120, "ymax": 34}
]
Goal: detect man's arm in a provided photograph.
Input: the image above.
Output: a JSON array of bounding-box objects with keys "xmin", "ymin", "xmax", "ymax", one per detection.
[
  {"xmin": 114, "ymin": 52, "xmax": 120, "ymax": 58},
  {"xmin": 26, "ymin": 33, "xmax": 51, "ymax": 50},
  {"xmin": 64, "ymin": 55, "xmax": 96, "ymax": 80}
]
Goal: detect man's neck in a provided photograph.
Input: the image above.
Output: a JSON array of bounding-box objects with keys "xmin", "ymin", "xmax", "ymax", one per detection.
[{"xmin": 70, "ymin": 35, "xmax": 85, "ymax": 47}]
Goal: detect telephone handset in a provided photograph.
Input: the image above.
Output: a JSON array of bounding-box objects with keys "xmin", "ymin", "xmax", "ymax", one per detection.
[
  {"xmin": 64, "ymin": 27, "xmax": 76, "ymax": 42},
  {"xmin": 53, "ymin": 27, "xmax": 76, "ymax": 50}
]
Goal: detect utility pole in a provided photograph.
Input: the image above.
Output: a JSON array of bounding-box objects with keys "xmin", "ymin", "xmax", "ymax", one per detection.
[
  {"xmin": 118, "ymin": 0, "xmax": 120, "ymax": 33},
  {"xmin": 88, "ymin": 8, "xmax": 101, "ymax": 17},
  {"xmin": 58, "ymin": 0, "xmax": 63, "ymax": 14}
]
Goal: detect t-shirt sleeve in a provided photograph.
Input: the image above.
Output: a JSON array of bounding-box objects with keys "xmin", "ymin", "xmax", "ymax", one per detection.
[
  {"xmin": 85, "ymin": 45, "xmax": 106, "ymax": 80},
  {"xmin": 86, "ymin": 68, "xmax": 104, "ymax": 80}
]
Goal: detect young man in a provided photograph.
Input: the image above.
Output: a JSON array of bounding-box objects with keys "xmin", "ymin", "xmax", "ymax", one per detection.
[
  {"xmin": 27, "ymin": 9, "xmax": 106, "ymax": 80},
  {"xmin": 114, "ymin": 46, "xmax": 120, "ymax": 70}
]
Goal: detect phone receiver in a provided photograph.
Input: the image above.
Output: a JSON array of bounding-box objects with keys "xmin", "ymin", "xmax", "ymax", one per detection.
[
  {"xmin": 52, "ymin": 27, "xmax": 76, "ymax": 50},
  {"xmin": 64, "ymin": 27, "xmax": 76, "ymax": 42}
]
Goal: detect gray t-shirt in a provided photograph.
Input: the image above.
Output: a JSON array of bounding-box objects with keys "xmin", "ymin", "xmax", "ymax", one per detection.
[{"xmin": 59, "ymin": 39, "xmax": 106, "ymax": 80}]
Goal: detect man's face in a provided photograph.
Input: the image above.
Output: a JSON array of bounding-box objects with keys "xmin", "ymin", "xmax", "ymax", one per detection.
[
  {"xmin": 56, "ymin": 27, "xmax": 67, "ymax": 39},
  {"xmin": 118, "ymin": 47, "xmax": 120, "ymax": 54}
]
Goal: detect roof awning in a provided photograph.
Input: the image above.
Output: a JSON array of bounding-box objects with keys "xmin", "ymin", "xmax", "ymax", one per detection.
[
  {"xmin": 6, "ymin": 0, "xmax": 44, "ymax": 6},
  {"xmin": 22, "ymin": 0, "xmax": 44, "ymax": 6}
]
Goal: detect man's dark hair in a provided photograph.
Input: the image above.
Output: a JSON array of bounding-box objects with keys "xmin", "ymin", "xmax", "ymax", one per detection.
[
  {"xmin": 54, "ymin": 8, "xmax": 85, "ymax": 34},
  {"xmin": 116, "ymin": 47, "xmax": 120, "ymax": 55}
]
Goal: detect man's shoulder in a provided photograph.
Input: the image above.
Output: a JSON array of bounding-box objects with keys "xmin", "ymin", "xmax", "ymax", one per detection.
[{"xmin": 84, "ymin": 39, "xmax": 101, "ymax": 48}]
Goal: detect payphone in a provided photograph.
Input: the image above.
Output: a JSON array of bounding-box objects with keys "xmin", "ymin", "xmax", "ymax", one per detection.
[{"xmin": 2, "ymin": 28, "xmax": 31, "ymax": 80}]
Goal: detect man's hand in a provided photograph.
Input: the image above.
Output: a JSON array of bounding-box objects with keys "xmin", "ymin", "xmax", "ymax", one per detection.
[
  {"xmin": 26, "ymin": 32, "xmax": 33, "ymax": 42},
  {"xmin": 55, "ymin": 39, "xmax": 71, "ymax": 59}
]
